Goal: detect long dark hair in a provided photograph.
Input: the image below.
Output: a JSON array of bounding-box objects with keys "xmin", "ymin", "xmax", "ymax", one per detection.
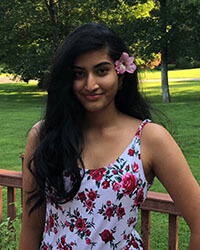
[{"xmin": 27, "ymin": 23, "xmax": 152, "ymax": 213}]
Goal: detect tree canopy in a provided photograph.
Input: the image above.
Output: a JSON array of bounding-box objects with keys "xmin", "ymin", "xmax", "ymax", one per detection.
[{"xmin": 0, "ymin": 0, "xmax": 199, "ymax": 95}]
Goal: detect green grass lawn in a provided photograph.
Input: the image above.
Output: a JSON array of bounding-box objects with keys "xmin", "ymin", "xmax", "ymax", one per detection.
[{"xmin": 0, "ymin": 68, "xmax": 200, "ymax": 248}]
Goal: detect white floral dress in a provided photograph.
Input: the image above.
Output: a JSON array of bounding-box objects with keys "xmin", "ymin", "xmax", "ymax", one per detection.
[{"xmin": 40, "ymin": 120, "xmax": 151, "ymax": 250}]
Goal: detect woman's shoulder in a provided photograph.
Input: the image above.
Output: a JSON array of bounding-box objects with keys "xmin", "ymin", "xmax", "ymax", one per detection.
[
  {"xmin": 27, "ymin": 120, "xmax": 44, "ymax": 146},
  {"xmin": 31, "ymin": 120, "xmax": 44, "ymax": 134},
  {"xmin": 141, "ymin": 121, "xmax": 174, "ymax": 147}
]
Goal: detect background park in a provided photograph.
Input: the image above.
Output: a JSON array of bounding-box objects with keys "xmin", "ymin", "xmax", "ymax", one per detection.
[{"xmin": 0, "ymin": 0, "xmax": 200, "ymax": 249}]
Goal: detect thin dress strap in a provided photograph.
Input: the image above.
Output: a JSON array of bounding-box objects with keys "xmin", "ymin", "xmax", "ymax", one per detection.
[{"xmin": 135, "ymin": 119, "xmax": 151, "ymax": 139}]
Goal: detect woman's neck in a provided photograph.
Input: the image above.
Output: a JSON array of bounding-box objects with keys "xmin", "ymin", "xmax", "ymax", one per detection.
[{"xmin": 83, "ymin": 106, "xmax": 122, "ymax": 131}]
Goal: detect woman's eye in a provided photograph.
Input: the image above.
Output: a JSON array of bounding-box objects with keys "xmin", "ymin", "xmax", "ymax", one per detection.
[
  {"xmin": 74, "ymin": 71, "xmax": 84, "ymax": 79},
  {"xmin": 97, "ymin": 68, "xmax": 108, "ymax": 75}
]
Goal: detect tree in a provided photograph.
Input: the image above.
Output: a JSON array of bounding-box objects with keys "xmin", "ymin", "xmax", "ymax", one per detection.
[
  {"xmin": 0, "ymin": 0, "xmax": 156, "ymax": 87},
  {"xmin": 0, "ymin": 0, "xmax": 199, "ymax": 96},
  {"xmin": 0, "ymin": 0, "xmax": 71, "ymax": 86},
  {"xmin": 132, "ymin": 0, "xmax": 200, "ymax": 102}
]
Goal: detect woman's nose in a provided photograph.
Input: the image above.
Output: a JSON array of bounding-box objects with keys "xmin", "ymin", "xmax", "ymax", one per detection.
[{"xmin": 85, "ymin": 73, "xmax": 99, "ymax": 91}]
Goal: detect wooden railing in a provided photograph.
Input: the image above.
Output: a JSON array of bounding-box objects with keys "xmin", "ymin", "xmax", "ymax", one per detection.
[{"xmin": 0, "ymin": 169, "xmax": 181, "ymax": 250}]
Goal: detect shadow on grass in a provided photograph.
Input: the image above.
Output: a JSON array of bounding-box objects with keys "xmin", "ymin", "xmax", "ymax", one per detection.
[
  {"xmin": 0, "ymin": 83, "xmax": 47, "ymax": 105},
  {"xmin": 1, "ymin": 81, "xmax": 200, "ymax": 105},
  {"xmin": 143, "ymin": 81, "xmax": 200, "ymax": 103}
]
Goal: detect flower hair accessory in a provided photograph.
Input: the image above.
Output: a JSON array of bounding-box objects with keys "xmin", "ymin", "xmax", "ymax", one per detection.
[{"xmin": 115, "ymin": 52, "xmax": 137, "ymax": 74}]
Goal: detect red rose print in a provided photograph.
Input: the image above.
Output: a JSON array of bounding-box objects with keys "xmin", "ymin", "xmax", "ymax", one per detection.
[
  {"xmin": 64, "ymin": 246, "xmax": 68, "ymax": 250},
  {"xmin": 112, "ymin": 182, "xmax": 121, "ymax": 191},
  {"xmin": 69, "ymin": 225, "xmax": 74, "ymax": 232},
  {"xmin": 133, "ymin": 241, "xmax": 139, "ymax": 248},
  {"xmin": 78, "ymin": 191, "xmax": 86, "ymax": 201},
  {"xmin": 134, "ymin": 188, "xmax": 144, "ymax": 206},
  {"xmin": 43, "ymin": 244, "xmax": 48, "ymax": 250},
  {"xmin": 135, "ymin": 130, "xmax": 140, "ymax": 139},
  {"xmin": 127, "ymin": 217, "xmax": 135, "ymax": 226},
  {"xmin": 105, "ymin": 207, "xmax": 114, "ymax": 218},
  {"xmin": 55, "ymin": 204, "xmax": 63, "ymax": 211},
  {"xmin": 65, "ymin": 220, "xmax": 69, "ymax": 227},
  {"xmin": 128, "ymin": 148, "xmax": 135, "ymax": 156},
  {"xmin": 112, "ymin": 170, "xmax": 118, "ymax": 174},
  {"xmin": 49, "ymin": 214, "xmax": 54, "ymax": 227},
  {"xmin": 71, "ymin": 242, "xmax": 74, "ymax": 246},
  {"xmin": 86, "ymin": 230, "xmax": 91, "ymax": 236},
  {"xmin": 126, "ymin": 165, "xmax": 130, "ymax": 171},
  {"xmin": 61, "ymin": 236, "xmax": 65, "ymax": 245},
  {"xmin": 58, "ymin": 243, "xmax": 62, "ymax": 250},
  {"xmin": 87, "ymin": 190, "xmax": 97, "ymax": 200},
  {"xmin": 90, "ymin": 168, "xmax": 105, "ymax": 182},
  {"xmin": 75, "ymin": 217, "xmax": 86, "ymax": 231},
  {"xmin": 54, "ymin": 228, "xmax": 58, "ymax": 234},
  {"xmin": 85, "ymin": 199, "xmax": 94, "ymax": 210},
  {"xmin": 129, "ymin": 236, "xmax": 139, "ymax": 248},
  {"xmin": 106, "ymin": 200, "xmax": 111, "ymax": 206},
  {"xmin": 100, "ymin": 229, "xmax": 113, "ymax": 243},
  {"xmin": 102, "ymin": 180, "xmax": 110, "ymax": 189},
  {"xmin": 132, "ymin": 162, "xmax": 139, "ymax": 172},
  {"xmin": 121, "ymin": 173, "xmax": 137, "ymax": 195},
  {"xmin": 124, "ymin": 246, "xmax": 129, "ymax": 250},
  {"xmin": 116, "ymin": 207, "xmax": 125, "ymax": 218},
  {"xmin": 86, "ymin": 238, "xmax": 91, "ymax": 245}
]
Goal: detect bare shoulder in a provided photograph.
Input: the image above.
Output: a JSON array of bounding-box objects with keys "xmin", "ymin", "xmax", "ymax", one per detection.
[
  {"xmin": 25, "ymin": 120, "xmax": 43, "ymax": 161},
  {"xmin": 32, "ymin": 120, "xmax": 44, "ymax": 134},
  {"xmin": 142, "ymin": 122, "xmax": 174, "ymax": 147}
]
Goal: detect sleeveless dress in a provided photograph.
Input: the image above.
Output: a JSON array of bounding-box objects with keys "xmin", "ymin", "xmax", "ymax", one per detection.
[{"xmin": 40, "ymin": 119, "xmax": 151, "ymax": 250}]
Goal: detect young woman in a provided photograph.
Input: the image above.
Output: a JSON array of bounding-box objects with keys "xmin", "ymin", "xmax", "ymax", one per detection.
[{"xmin": 19, "ymin": 23, "xmax": 200, "ymax": 250}]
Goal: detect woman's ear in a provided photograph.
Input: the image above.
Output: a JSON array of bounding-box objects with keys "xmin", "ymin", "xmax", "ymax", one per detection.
[{"xmin": 118, "ymin": 75, "xmax": 124, "ymax": 90}]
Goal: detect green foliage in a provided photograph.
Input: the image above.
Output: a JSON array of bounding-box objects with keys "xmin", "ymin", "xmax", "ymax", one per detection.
[
  {"xmin": 0, "ymin": 204, "xmax": 22, "ymax": 249},
  {"xmin": 0, "ymin": 0, "xmax": 163, "ymax": 85},
  {"xmin": 0, "ymin": 0, "xmax": 199, "ymax": 87},
  {"xmin": 176, "ymin": 56, "xmax": 200, "ymax": 69}
]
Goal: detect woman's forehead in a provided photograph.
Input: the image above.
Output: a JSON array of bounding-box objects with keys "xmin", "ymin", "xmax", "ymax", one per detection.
[{"xmin": 73, "ymin": 49, "xmax": 113, "ymax": 68}]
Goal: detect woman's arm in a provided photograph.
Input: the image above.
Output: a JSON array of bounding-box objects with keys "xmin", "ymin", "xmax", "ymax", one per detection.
[
  {"xmin": 143, "ymin": 123, "xmax": 200, "ymax": 250},
  {"xmin": 19, "ymin": 127, "xmax": 46, "ymax": 250}
]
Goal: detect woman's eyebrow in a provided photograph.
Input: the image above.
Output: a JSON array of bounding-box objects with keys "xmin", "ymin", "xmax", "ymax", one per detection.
[
  {"xmin": 73, "ymin": 62, "xmax": 112, "ymax": 70},
  {"xmin": 94, "ymin": 62, "xmax": 112, "ymax": 68},
  {"xmin": 73, "ymin": 66, "xmax": 84, "ymax": 70}
]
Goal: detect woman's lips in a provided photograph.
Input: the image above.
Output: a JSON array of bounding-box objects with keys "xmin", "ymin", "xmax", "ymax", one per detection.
[{"xmin": 84, "ymin": 93, "xmax": 103, "ymax": 101}]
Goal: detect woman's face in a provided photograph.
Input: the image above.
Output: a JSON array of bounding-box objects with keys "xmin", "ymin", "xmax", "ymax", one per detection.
[{"xmin": 72, "ymin": 49, "xmax": 120, "ymax": 113}]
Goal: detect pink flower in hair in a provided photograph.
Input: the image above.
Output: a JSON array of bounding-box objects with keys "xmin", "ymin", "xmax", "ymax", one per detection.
[{"xmin": 115, "ymin": 52, "xmax": 137, "ymax": 74}]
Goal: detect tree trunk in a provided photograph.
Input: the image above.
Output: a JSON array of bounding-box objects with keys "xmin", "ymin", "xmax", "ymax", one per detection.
[
  {"xmin": 161, "ymin": 47, "xmax": 170, "ymax": 102},
  {"xmin": 160, "ymin": 0, "xmax": 171, "ymax": 103},
  {"xmin": 44, "ymin": 0, "xmax": 59, "ymax": 46}
]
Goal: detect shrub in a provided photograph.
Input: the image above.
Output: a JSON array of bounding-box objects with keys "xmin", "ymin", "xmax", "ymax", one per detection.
[
  {"xmin": 0, "ymin": 206, "xmax": 22, "ymax": 249},
  {"xmin": 176, "ymin": 56, "xmax": 200, "ymax": 69}
]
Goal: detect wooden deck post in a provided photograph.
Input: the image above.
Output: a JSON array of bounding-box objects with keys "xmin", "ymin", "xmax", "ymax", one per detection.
[
  {"xmin": 0, "ymin": 186, "xmax": 2, "ymax": 223},
  {"xmin": 7, "ymin": 187, "xmax": 16, "ymax": 220},
  {"xmin": 141, "ymin": 209, "xmax": 151, "ymax": 250},
  {"xmin": 168, "ymin": 214, "xmax": 179, "ymax": 250}
]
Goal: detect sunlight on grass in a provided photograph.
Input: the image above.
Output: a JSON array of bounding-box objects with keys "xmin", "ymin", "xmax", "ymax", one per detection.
[
  {"xmin": 138, "ymin": 68, "xmax": 200, "ymax": 80},
  {"xmin": 0, "ymin": 73, "xmax": 12, "ymax": 77},
  {"xmin": 0, "ymin": 91, "xmax": 47, "ymax": 96}
]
